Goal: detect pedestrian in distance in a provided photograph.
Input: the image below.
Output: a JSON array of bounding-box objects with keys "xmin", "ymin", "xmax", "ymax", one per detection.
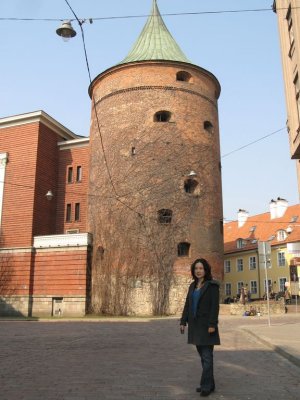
[{"xmin": 180, "ymin": 258, "xmax": 220, "ymax": 397}]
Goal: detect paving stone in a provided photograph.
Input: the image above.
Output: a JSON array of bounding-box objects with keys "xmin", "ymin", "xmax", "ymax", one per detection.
[{"xmin": 0, "ymin": 315, "xmax": 299, "ymax": 399}]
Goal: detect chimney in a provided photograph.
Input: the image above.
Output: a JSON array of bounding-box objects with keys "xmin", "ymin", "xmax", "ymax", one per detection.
[
  {"xmin": 270, "ymin": 199, "xmax": 277, "ymax": 219},
  {"xmin": 237, "ymin": 209, "xmax": 249, "ymax": 228},
  {"xmin": 276, "ymin": 197, "xmax": 288, "ymax": 218},
  {"xmin": 270, "ymin": 198, "xmax": 288, "ymax": 219}
]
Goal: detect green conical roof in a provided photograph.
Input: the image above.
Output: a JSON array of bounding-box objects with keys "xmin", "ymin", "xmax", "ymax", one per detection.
[{"xmin": 120, "ymin": 0, "xmax": 190, "ymax": 64}]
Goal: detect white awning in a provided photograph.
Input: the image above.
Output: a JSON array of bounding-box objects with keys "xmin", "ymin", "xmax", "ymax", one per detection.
[{"xmin": 287, "ymin": 242, "xmax": 300, "ymax": 254}]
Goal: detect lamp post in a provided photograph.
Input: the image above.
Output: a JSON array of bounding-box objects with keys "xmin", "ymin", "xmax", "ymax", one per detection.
[{"xmin": 258, "ymin": 241, "xmax": 272, "ymax": 326}]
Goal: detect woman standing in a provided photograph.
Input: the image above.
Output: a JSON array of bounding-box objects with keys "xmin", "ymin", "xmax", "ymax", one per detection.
[{"xmin": 180, "ymin": 258, "xmax": 220, "ymax": 397}]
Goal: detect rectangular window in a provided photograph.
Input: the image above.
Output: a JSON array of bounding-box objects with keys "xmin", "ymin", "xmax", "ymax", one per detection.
[
  {"xmin": 287, "ymin": 11, "xmax": 295, "ymax": 46},
  {"xmin": 294, "ymin": 74, "xmax": 300, "ymax": 124},
  {"xmin": 237, "ymin": 281, "xmax": 244, "ymax": 295},
  {"xmin": 278, "ymin": 252, "xmax": 286, "ymax": 267},
  {"xmin": 67, "ymin": 167, "xmax": 73, "ymax": 183},
  {"xmin": 75, "ymin": 203, "xmax": 80, "ymax": 221},
  {"xmin": 237, "ymin": 258, "xmax": 243, "ymax": 272},
  {"xmin": 224, "ymin": 260, "xmax": 231, "ymax": 273},
  {"xmin": 225, "ymin": 283, "xmax": 231, "ymax": 296},
  {"xmin": 279, "ymin": 277, "xmax": 287, "ymax": 292},
  {"xmin": 249, "ymin": 256, "xmax": 257, "ymax": 270},
  {"xmin": 250, "ymin": 280, "xmax": 257, "ymax": 294},
  {"xmin": 66, "ymin": 203, "xmax": 72, "ymax": 222},
  {"xmin": 76, "ymin": 166, "xmax": 82, "ymax": 182}
]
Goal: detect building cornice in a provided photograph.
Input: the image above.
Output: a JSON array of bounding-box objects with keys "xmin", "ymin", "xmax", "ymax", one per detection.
[
  {"xmin": 0, "ymin": 110, "xmax": 78, "ymax": 141},
  {"xmin": 58, "ymin": 137, "xmax": 89, "ymax": 150}
]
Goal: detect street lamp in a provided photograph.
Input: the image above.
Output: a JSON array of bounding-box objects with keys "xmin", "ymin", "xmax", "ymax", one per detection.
[
  {"xmin": 45, "ymin": 190, "xmax": 54, "ymax": 201},
  {"xmin": 56, "ymin": 20, "xmax": 77, "ymax": 41}
]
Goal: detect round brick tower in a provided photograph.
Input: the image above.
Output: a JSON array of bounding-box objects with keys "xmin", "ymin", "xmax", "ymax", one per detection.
[{"xmin": 88, "ymin": 0, "xmax": 223, "ymax": 315}]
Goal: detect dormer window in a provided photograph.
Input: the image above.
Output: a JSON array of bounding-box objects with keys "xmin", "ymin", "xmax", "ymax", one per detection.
[
  {"xmin": 176, "ymin": 71, "xmax": 192, "ymax": 82},
  {"xmin": 237, "ymin": 239, "xmax": 246, "ymax": 249},
  {"xmin": 277, "ymin": 229, "xmax": 287, "ymax": 241},
  {"xmin": 154, "ymin": 111, "xmax": 171, "ymax": 122}
]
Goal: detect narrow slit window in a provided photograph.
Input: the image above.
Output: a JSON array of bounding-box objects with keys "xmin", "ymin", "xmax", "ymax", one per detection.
[
  {"xmin": 76, "ymin": 166, "xmax": 82, "ymax": 182},
  {"xmin": 66, "ymin": 204, "xmax": 72, "ymax": 222},
  {"xmin": 67, "ymin": 167, "xmax": 73, "ymax": 183},
  {"xmin": 75, "ymin": 203, "xmax": 80, "ymax": 222}
]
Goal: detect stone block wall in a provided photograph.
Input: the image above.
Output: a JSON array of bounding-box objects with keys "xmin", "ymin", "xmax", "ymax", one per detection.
[{"xmin": 229, "ymin": 299, "xmax": 285, "ymax": 315}]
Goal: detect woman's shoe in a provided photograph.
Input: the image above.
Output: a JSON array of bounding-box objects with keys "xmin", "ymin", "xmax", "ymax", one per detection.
[
  {"xmin": 200, "ymin": 390, "xmax": 211, "ymax": 397},
  {"xmin": 197, "ymin": 386, "xmax": 215, "ymax": 393}
]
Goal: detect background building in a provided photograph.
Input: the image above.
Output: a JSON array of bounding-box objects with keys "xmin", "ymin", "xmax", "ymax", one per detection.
[
  {"xmin": 224, "ymin": 199, "xmax": 300, "ymax": 300},
  {"xmin": 273, "ymin": 0, "xmax": 300, "ymax": 193}
]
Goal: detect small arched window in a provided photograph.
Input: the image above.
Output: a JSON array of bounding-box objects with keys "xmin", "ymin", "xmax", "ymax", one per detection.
[
  {"xmin": 158, "ymin": 209, "xmax": 173, "ymax": 224},
  {"xmin": 176, "ymin": 71, "xmax": 192, "ymax": 82},
  {"xmin": 204, "ymin": 121, "xmax": 214, "ymax": 133},
  {"xmin": 178, "ymin": 242, "xmax": 190, "ymax": 257},
  {"xmin": 184, "ymin": 179, "xmax": 199, "ymax": 194},
  {"xmin": 154, "ymin": 111, "xmax": 171, "ymax": 122}
]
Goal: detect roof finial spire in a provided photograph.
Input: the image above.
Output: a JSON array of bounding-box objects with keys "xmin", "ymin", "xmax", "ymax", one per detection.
[{"xmin": 119, "ymin": 0, "xmax": 190, "ymax": 65}]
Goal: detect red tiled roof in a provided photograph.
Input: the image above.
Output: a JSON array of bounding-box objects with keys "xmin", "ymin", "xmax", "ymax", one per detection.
[{"xmin": 224, "ymin": 204, "xmax": 300, "ymax": 254}]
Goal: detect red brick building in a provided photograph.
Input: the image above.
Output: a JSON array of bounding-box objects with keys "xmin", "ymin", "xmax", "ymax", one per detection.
[
  {"xmin": 0, "ymin": 1, "xmax": 223, "ymax": 316},
  {"xmin": 0, "ymin": 111, "xmax": 91, "ymax": 316}
]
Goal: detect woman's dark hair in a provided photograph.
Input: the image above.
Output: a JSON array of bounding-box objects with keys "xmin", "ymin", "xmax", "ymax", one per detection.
[{"xmin": 190, "ymin": 258, "xmax": 212, "ymax": 282}]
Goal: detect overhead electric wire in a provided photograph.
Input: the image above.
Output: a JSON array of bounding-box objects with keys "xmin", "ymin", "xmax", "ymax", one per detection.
[
  {"xmin": 221, "ymin": 127, "xmax": 286, "ymax": 159},
  {"xmin": 0, "ymin": 6, "xmax": 299, "ymax": 23},
  {"xmin": 63, "ymin": 0, "xmax": 118, "ymax": 198}
]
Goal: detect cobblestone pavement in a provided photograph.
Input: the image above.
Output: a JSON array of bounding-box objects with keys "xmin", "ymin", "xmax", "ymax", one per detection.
[{"xmin": 0, "ymin": 316, "xmax": 299, "ymax": 400}]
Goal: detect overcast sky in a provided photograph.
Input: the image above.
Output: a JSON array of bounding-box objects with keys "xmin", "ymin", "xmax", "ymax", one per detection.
[{"xmin": 0, "ymin": 0, "xmax": 298, "ymax": 221}]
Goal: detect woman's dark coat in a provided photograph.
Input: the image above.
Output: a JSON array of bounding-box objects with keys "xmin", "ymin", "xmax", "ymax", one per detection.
[{"xmin": 180, "ymin": 280, "xmax": 220, "ymax": 346}]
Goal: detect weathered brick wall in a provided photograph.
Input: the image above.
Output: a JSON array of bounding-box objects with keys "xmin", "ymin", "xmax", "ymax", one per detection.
[
  {"xmin": 56, "ymin": 145, "xmax": 89, "ymax": 234},
  {"xmin": 88, "ymin": 61, "xmax": 223, "ymax": 314},
  {"xmin": 0, "ymin": 247, "xmax": 90, "ymax": 316},
  {"xmin": 0, "ymin": 250, "xmax": 33, "ymax": 296}
]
